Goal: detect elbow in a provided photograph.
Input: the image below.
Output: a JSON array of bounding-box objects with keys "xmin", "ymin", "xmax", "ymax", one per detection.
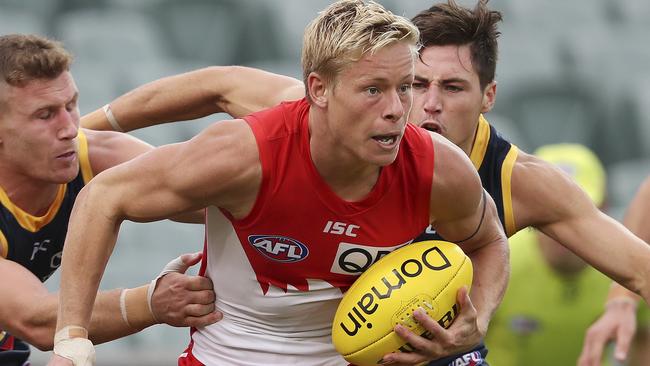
[
  {"xmin": 29, "ymin": 333, "xmax": 54, "ymax": 352},
  {"xmin": 12, "ymin": 321, "xmax": 55, "ymax": 351}
]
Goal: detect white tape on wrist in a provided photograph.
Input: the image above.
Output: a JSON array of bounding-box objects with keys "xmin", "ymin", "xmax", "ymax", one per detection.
[
  {"xmin": 102, "ymin": 104, "xmax": 124, "ymax": 132},
  {"xmin": 146, "ymin": 255, "xmax": 186, "ymax": 322},
  {"xmin": 120, "ymin": 285, "xmax": 158, "ymax": 328},
  {"xmin": 53, "ymin": 326, "xmax": 95, "ymax": 366},
  {"xmin": 54, "ymin": 326, "xmax": 88, "ymax": 344},
  {"xmin": 53, "ymin": 338, "xmax": 96, "ymax": 366}
]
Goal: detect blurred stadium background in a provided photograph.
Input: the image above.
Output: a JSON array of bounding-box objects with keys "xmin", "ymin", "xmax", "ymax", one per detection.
[{"xmin": 2, "ymin": 0, "xmax": 650, "ymax": 364}]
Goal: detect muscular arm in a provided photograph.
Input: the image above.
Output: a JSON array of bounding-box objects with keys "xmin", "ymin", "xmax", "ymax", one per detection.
[
  {"xmin": 0, "ymin": 255, "xmax": 216, "ymax": 351},
  {"xmin": 81, "ymin": 66, "xmax": 305, "ymax": 131},
  {"xmin": 429, "ymin": 136, "xmax": 509, "ymax": 335},
  {"xmin": 83, "ymin": 128, "xmax": 203, "ymax": 223},
  {"xmin": 512, "ymin": 153, "xmax": 650, "ymax": 302},
  {"xmin": 386, "ymin": 135, "xmax": 510, "ymax": 364},
  {"xmin": 577, "ymin": 177, "xmax": 650, "ymax": 365},
  {"xmin": 54, "ymin": 120, "xmax": 259, "ymax": 348},
  {"xmin": 603, "ymin": 177, "xmax": 650, "ymax": 302}
]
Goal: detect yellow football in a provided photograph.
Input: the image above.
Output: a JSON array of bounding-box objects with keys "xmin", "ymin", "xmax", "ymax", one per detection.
[{"xmin": 332, "ymin": 240, "xmax": 473, "ymax": 366}]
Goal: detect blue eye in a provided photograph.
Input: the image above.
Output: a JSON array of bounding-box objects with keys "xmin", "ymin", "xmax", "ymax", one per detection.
[{"xmin": 399, "ymin": 84, "xmax": 412, "ymax": 94}]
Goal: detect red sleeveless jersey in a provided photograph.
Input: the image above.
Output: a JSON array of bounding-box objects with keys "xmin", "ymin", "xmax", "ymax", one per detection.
[
  {"xmin": 232, "ymin": 97, "xmax": 434, "ymax": 293},
  {"xmin": 187, "ymin": 98, "xmax": 435, "ymax": 365}
]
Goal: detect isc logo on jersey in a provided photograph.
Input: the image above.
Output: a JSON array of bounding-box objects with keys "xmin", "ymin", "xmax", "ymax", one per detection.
[{"xmin": 248, "ymin": 235, "xmax": 309, "ymax": 262}]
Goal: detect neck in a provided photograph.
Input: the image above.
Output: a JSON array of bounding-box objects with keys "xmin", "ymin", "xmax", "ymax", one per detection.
[
  {"xmin": 460, "ymin": 118, "xmax": 482, "ymax": 157},
  {"xmin": 459, "ymin": 139, "xmax": 474, "ymax": 157},
  {"xmin": 308, "ymin": 111, "xmax": 380, "ymax": 202},
  {"xmin": 0, "ymin": 170, "xmax": 62, "ymax": 216}
]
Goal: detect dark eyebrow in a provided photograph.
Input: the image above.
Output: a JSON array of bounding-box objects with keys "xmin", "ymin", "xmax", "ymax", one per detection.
[
  {"xmin": 441, "ymin": 77, "xmax": 469, "ymax": 85},
  {"xmin": 414, "ymin": 75, "xmax": 430, "ymax": 83}
]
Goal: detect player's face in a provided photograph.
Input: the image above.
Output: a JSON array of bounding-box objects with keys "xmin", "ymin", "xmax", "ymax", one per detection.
[
  {"xmin": 326, "ymin": 42, "xmax": 415, "ymax": 167},
  {"xmin": 410, "ymin": 45, "xmax": 496, "ymax": 154},
  {"xmin": 0, "ymin": 71, "xmax": 81, "ymax": 184}
]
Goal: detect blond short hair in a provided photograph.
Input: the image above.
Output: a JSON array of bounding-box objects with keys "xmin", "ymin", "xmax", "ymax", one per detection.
[{"xmin": 301, "ymin": 0, "xmax": 419, "ymax": 101}]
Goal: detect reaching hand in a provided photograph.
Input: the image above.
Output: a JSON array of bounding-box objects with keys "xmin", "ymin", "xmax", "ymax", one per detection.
[
  {"xmin": 578, "ymin": 297, "xmax": 638, "ymax": 366},
  {"xmin": 49, "ymin": 335, "xmax": 95, "ymax": 366},
  {"xmin": 379, "ymin": 287, "xmax": 482, "ymax": 365},
  {"xmin": 150, "ymin": 252, "xmax": 222, "ymax": 328}
]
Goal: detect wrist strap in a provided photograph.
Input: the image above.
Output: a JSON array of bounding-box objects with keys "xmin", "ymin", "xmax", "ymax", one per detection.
[
  {"xmin": 119, "ymin": 285, "xmax": 158, "ymax": 329},
  {"xmin": 102, "ymin": 104, "xmax": 124, "ymax": 132}
]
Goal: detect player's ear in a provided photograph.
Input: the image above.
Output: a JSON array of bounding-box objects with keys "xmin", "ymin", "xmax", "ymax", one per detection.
[
  {"xmin": 307, "ymin": 72, "xmax": 328, "ymax": 108},
  {"xmin": 480, "ymin": 80, "xmax": 497, "ymax": 113}
]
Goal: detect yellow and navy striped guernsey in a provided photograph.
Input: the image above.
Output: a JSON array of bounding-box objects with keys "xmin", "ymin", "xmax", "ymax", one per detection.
[
  {"xmin": 416, "ymin": 115, "xmax": 518, "ymax": 242},
  {"xmin": 0, "ymin": 130, "xmax": 94, "ymax": 282}
]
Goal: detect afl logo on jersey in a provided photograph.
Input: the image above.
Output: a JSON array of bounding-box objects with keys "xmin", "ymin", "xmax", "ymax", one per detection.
[{"xmin": 248, "ymin": 235, "xmax": 309, "ymax": 263}]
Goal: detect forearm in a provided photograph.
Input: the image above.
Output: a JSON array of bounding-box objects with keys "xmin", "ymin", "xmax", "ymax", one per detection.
[
  {"xmin": 465, "ymin": 239, "xmax": 509, "ymax": 334},
  {"xmin": 56, "ymin": 185, "xmax": 121, "ymax": 336},
  {"xmin": 602, "ymin": 188, "xmax": 650, "ymax": 306},
  {"xmin": 561, "ymin": 213, "xmax": 650, "ymax": 301},
  {"xmin": 25, "ymin": 286, "xmax": 155, "ymax": 350},
  {"xmin": 90, "ymin": 286, "xmax": 159, "ymax": 344},
  {"xmin": 80, "ymin": 67, "xmax": 225, "ymax": 132},
  {"xmin": 80, "ymin": 66, "xmax": 303, "ymax": 132}
]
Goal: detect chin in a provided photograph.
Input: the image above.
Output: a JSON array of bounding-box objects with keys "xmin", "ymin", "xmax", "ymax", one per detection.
[
  {"xmin": 368, "ymin": 151, "xmax": 400, "ymax": 167},
  {"xmin": 52, "ymin": 166, "xmax": 81, "ymax": 184}
]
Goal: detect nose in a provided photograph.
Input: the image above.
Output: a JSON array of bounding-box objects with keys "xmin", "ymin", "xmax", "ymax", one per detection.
[
  {"xmin": 422, "ymin": 86, "xmax": 442, "ymax": 115},
  {"xmin": 383, "ymin": 89, "xmax": 406, "ymax": 123},
  {"xmin": 57, "ymin": 108, "xmax": 79, "ymax": 140}
]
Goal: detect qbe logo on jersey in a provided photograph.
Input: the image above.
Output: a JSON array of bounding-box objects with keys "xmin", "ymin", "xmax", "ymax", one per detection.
[
  {"xmin": 248, "ymin": 235, "xmax": 309, "ymax": 262},
  {"xmin": 330, "ymin": 241, "xmax": 412, "ymax": 275}
]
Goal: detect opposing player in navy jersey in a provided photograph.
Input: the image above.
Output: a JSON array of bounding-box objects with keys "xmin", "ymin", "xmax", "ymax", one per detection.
[{"xmin": 0, "ymin": 34, "xmax": 220, "ymax": 366}]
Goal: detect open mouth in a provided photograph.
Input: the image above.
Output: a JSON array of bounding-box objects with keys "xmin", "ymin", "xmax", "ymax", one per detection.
[
  {"xmin": 372, "ymin": 134, "xmax": 398, "ymax": 146},
  {"xmin": 420, "ymin": 122, "xmax": 441, "ymax": 134}
]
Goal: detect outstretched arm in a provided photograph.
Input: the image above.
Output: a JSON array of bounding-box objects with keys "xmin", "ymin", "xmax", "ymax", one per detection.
[
  {"xmin": 578, "ymin": 177, "xmax": 650, "ymax": 366},
  {"xmin": 81, "ymin": 66, "xmax": 304, "ymax": 131},
  {"xmin": 512, "ymin": 154, "xmax": 650, "ymax": 302},
  {"xmin": 0, "ymin": 252, "xmax": 218, "ymax": 351},
  {"xmin": 49, "ymin": 119, "xmax": 260, "ymax": 365}
]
